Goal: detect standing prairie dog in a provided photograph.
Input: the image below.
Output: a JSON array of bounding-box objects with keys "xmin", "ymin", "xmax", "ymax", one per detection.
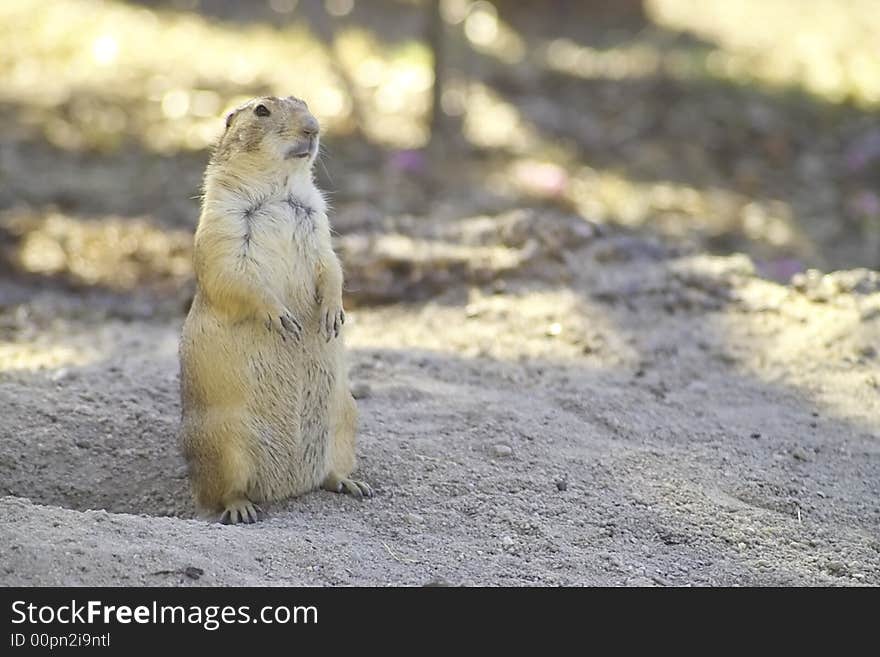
[{"xmin": 179, "ymin": 95, "xmax": 372, "ymax": 525}]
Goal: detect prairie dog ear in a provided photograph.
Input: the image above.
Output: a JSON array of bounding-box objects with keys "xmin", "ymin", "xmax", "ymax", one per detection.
[{"xmin": 225, "ymin": 111, "xmax": 236, "ymax": 130}]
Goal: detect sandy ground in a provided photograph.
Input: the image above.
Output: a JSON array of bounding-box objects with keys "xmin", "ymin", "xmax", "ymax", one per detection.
[
  {"xmin": 1, "ymin": 0, "xmax": 879, "ymax": 588},
  {"xmin": 1, "ymin": 225, "xmax": 878, "ymax": 586}
]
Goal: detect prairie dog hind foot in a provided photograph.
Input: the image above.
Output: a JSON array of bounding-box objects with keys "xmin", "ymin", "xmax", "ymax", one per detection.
[
  {"xmin": 322, "ymin": 474, "xmax": 373, "ymax": 499},
  {"xmin": 219, "ymin": 498, "xmax": 265, "ymax": 525}
]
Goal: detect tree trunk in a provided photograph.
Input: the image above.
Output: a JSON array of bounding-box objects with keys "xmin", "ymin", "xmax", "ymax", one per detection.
[{"xmin": 427, "ymin": 0, "xmax": 446, "ymax": 152}]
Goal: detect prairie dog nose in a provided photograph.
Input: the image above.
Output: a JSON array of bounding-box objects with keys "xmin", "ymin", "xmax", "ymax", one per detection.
[{"xmin": 300, "ymin": 115, "xmax": 319, "ymax": 137}]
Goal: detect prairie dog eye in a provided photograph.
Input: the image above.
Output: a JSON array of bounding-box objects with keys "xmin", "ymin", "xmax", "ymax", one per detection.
[{"xmin": 254, "ymin": 104, "xmax": 271, "ymax": 117}]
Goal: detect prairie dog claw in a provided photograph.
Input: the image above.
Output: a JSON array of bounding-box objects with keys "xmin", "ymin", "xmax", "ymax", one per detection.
[{"xmin": 219, "ymin": 499, "xmax": 265, "ymax": 525}]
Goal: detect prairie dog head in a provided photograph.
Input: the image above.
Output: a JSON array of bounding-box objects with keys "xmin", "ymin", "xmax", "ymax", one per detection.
[{"xmin": 211, "ymin": 95, "xmax": 320, "ymax": 175}]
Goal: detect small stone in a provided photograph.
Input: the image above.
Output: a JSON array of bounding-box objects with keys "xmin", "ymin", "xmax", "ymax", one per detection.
[
  {"xmin": 826, "ymin": 561, "xmax": 848, "ymax": 577},
  {"xmin": 465, "ymin": 304, "xmax": 481, "ymax": 318},
  {"xmin": 546, "ymin": 323, "xmax": 562, "ymax": 337},
  {"xmin": 791, "ymin": 448, "xmax": 809, "ymax": 461},
  {"xmin": 491, "ymin": 444, "xmax": 513, "ymax": 458},
  {"xmin": 184, "ymin": 566, "xmax": 204, "ymax": 580},
  {"xmin": 404, "ymin": 513, "xmax": 424, "ymax": 524},
  {"xmin": 555, "ymin": 479, "xmax": 568, "ymax": 492},
  {"xmin": 422, "ymin": 579, "xmax": 451, "ymax": 587},
  {"xmin": 351, "ymin": 382, "xmax": 372, "ymax": 399},
  {"xmin": 51, "ymin": 368, "xmax": 73, "ymax": 382},
  {"xmin": 501, "ymin": 535, "xmax": 515, "ymax": 547}
]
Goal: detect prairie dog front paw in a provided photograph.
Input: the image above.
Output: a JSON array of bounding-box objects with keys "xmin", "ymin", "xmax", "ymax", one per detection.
[
  {"xmin": 267, "ymin": 307, "xmax": 302, "ymax": 340},
  {"xmin": 319, "ymin": 300, "xmax": 345, "ymax": 341}
]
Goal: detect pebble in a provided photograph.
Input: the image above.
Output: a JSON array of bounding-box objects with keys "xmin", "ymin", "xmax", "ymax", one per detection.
[
  {"xmin": 51, "ymin": 368, "xmax": 72, "ymax": 382},
  {"xmin": 184, "ymin": 566, "xmax": 204, "ymax": 580},
  {"xmin": 404, "ymin": 513, "xmax": 424, "ymax": 524},
  {"xmin": 826, "ymin": 561, "xmax": 848, "ymax": 576},
  {"xmin": 351, "ymin": 382, "xmax": 372, "ymax": 399},
  {"xmin": 491, "ymin": 444, "xmax": 513, "ymax": 457}
]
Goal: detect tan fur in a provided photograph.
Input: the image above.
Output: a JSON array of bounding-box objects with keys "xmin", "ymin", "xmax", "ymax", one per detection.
[{"xmin": 179, "ymin": 96, "xmax": 371, "ymax": 524}]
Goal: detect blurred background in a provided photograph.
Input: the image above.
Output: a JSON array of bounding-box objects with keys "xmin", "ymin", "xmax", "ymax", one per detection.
[{"xmin": 0, "ymin": 0, "xmax": 879, "ymax": 317}]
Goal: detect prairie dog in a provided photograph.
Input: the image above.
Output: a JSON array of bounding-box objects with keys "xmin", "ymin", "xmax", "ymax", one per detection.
[{"xmin": 179, "ymin": 95, "xmax": 371, "ymax": 525}]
